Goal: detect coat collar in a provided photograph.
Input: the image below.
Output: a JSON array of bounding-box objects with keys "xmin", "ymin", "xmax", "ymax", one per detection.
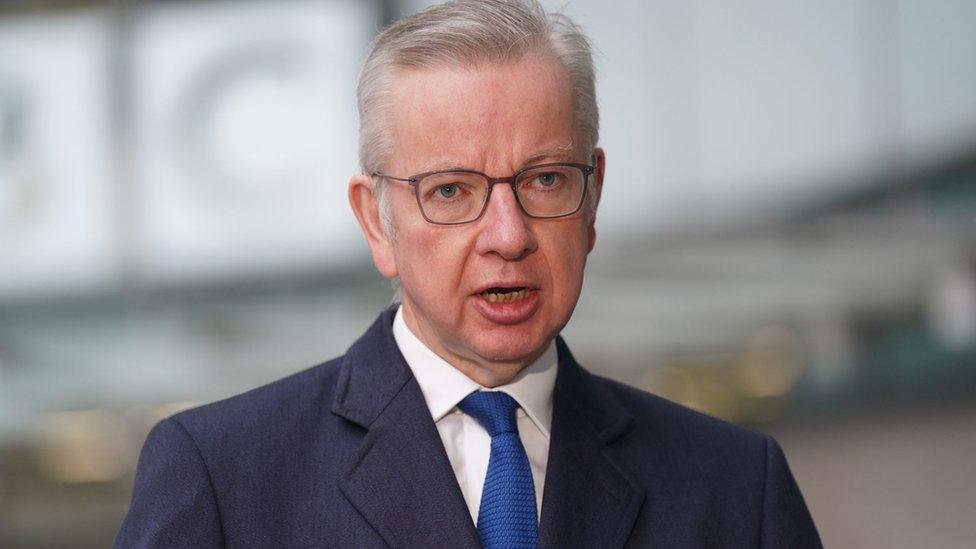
[
  {"xmin": 331, "ymin": 306, "xmax": 412, "ymax": 428},
  {"xmin": 333, "ymin": 307, "xmax": 644, "ymax": 548}
]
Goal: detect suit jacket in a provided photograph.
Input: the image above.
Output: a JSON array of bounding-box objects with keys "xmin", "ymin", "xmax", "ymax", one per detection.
[{"xmin": 115, "ymin": 306, "xmax": 821, "ymax": 548}]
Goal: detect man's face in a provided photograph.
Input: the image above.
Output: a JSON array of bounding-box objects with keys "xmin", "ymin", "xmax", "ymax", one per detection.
[{"xmin": 351, "ymin": 55, "xmax": 604, "ymax": 385}]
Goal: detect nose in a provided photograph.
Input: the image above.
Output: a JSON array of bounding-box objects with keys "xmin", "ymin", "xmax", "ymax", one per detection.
[{"xmin": 475, "ymin": 183, "xmax": 538, "ymax": 260}]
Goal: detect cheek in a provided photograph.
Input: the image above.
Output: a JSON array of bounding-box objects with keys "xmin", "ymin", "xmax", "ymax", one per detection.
[
  {"xmin": 541, "ymin": 224, "xmax": 591, "ymax": 298},
  {"xmin": 394, "ymin": 221, "xmax": 473, "ymax": 294}
]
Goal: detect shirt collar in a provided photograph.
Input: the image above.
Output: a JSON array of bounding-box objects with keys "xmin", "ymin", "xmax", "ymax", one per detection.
[{"xmin": 392, "ymin": 306, "xmax": 557, "ymax": 438}]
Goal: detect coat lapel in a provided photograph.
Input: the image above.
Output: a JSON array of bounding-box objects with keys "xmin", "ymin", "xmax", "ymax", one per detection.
[
  {"xmin": 333, "ymin": 308, "xmax": 481, "ymax": 548},
  {"xmin": 537, "ymin": 338, "xmax": 645, "ymax": 548}
]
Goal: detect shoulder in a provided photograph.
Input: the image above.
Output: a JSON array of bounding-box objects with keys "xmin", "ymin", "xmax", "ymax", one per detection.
[
  {"xmin": 588, "ymin": 372, "xmax": 773, "ymax": 471},
  {"xmin": 597, "ymin": 373, "xmax": 765, "ymax": 440},
  {"xmin": 144, "ymin": 306, "xmax": 401, "ymax": 472},
  {"xmin": 585, "ymin": 372, "xmax": 814, "ymax": 535},
  {"xmin": 117, "ymin": 353, "xmax": 369, "ymax": 547},
  {"xmin": 577, "ymin": 374, "xmax": 820, "ymax": 546},
  {"xmin": 163, "ymin": 355, "xmax": 348, "ymax": 458}
]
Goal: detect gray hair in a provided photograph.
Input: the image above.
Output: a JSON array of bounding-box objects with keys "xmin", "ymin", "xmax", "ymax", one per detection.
[{"xmin": 356, "ymin": 0, "xmax": 600, "ymax": 237}]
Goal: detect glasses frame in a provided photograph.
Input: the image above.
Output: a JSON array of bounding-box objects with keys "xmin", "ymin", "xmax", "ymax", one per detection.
[{"xmin": 371, "ymin": 162, "xmax": 596, "ymax": 225}]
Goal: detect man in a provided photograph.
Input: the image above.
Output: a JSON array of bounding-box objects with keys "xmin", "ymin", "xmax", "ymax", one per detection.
[{"xmin": 116, "ymin": 1, "xmax": 821, "ymax": 547}]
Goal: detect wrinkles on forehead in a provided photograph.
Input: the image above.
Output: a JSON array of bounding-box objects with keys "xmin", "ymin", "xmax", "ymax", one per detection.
[{"xmin": 386, "ymin": 56, "xmax": 579, "ymax": 175}]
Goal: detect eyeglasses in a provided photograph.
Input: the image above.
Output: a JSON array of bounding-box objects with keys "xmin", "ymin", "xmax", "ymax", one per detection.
[{"xmin": 371, "ymin": 162, "xmax": 595, "ymax": 225}]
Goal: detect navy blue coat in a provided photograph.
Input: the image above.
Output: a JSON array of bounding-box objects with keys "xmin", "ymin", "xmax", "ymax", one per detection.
[{"xmin": 115, "ymin": 306, "xmax": 821, "ymax": 548}]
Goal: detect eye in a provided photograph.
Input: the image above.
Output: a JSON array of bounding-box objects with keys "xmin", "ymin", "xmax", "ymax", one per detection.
[
  {"xmin": 525, "ymin": 170, "xmax": 566, "ymax": 190},
  {"xmin": 436, "ymin": 184, "xmax": 459, "ymax": 198},
  {"xmin": 536, "ymin": 173, "xmax": 559, "ymax": 187}
]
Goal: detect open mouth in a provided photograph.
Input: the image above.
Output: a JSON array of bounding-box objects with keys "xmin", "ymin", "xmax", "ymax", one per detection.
[{"xmin": 480, "ymin": 287, "xmax": 531, "ymax": 303}]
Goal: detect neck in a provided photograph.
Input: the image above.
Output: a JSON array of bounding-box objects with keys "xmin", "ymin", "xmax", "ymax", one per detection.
[
  {"xmin": 400, "ymin": 304, "xmax": 546, "ymax": 388},
  {"xmin": 451, "ymin": 359, "xmax": 530, "ymax": 388}
]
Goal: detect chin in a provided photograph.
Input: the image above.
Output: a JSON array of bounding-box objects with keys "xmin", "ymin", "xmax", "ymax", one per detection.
[{"xmin": 470, "ymin": 331, "xmax": 551, "ymax": 365}]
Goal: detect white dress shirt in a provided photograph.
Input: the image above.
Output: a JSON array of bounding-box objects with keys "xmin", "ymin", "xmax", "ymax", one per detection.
[{"xmin": 392, "ymin": 307, "xmax": 557, "ymax": 524}]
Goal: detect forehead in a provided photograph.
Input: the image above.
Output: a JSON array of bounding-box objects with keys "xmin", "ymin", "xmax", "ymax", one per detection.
[{"xmin": 387, "ymin": 56, "xmax": 577, "ymax": 172}]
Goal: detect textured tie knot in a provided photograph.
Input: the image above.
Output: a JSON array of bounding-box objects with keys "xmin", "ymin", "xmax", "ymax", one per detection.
[{"xmin": 458, "ymin": 391, "xmax": 520, "ymax": 437}]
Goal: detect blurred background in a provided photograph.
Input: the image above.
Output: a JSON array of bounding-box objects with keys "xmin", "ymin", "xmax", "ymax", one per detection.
[{"xmin": 1, "ymin": 0, "xmax": 974, "ymax": 546}]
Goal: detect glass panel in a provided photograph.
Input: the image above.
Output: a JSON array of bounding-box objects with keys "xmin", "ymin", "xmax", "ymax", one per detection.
[
  {"xmin": 516, "ymin": 165, "xmax": 584, "ymax": 217},
  {"xmin": 417, "ymin": 171, "xmax": 488, "ymax": 223}
]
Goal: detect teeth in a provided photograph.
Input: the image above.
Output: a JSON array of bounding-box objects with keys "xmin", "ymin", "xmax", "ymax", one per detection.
[{"xmin": 482, "ymin": 288, "xmax": 530, "ymax": 303}]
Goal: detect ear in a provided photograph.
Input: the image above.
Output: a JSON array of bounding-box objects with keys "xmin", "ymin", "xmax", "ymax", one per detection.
[
  {"xmin": 348, "ymin": 174, "xmax": 398, "ymax": 278},
  {"xmin": 586, "ymin": 147, "xmax": 606, "ymax": 254}
]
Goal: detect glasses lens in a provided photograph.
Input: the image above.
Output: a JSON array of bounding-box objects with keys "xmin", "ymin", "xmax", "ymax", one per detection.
[
  {"xmin": 417, "ymin": 172, "xmax": 489, "ymax": 224},
  {"xmin": 515, "ymin": 165, "xmax": 586, "ymax": 217}
]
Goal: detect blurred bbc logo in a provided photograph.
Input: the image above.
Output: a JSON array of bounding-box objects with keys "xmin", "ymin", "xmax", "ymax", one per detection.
[
  {"xmin": 0, "ymin": 11, "xmax": 115, "ymax": 299},
  {"xmin": 0, "ymin": 0, "xmax": 375, "ymax": 300}
]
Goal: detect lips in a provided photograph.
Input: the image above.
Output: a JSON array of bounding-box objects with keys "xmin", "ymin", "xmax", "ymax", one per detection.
[
  {"xmin": 471, "ymin": 283, "xmax": 540, "ymax": 325},
  {"xmin": 480, "ymin": 287, "xmax": 530, "ymax": 303}
]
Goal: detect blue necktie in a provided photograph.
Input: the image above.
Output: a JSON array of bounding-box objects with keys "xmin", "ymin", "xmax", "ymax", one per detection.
[{"xmin": 458, "ymin": 391, "xmax": 538, "ymax": 549}]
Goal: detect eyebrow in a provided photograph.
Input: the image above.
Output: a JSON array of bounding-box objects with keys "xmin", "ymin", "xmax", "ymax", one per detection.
[
  {"xmin": 421, "ymin": 144, "xmax": 578, "ymax": 173},
  {"xmin": 521, "ymin": 144, "xmax": 576, "ymax": 166}
]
